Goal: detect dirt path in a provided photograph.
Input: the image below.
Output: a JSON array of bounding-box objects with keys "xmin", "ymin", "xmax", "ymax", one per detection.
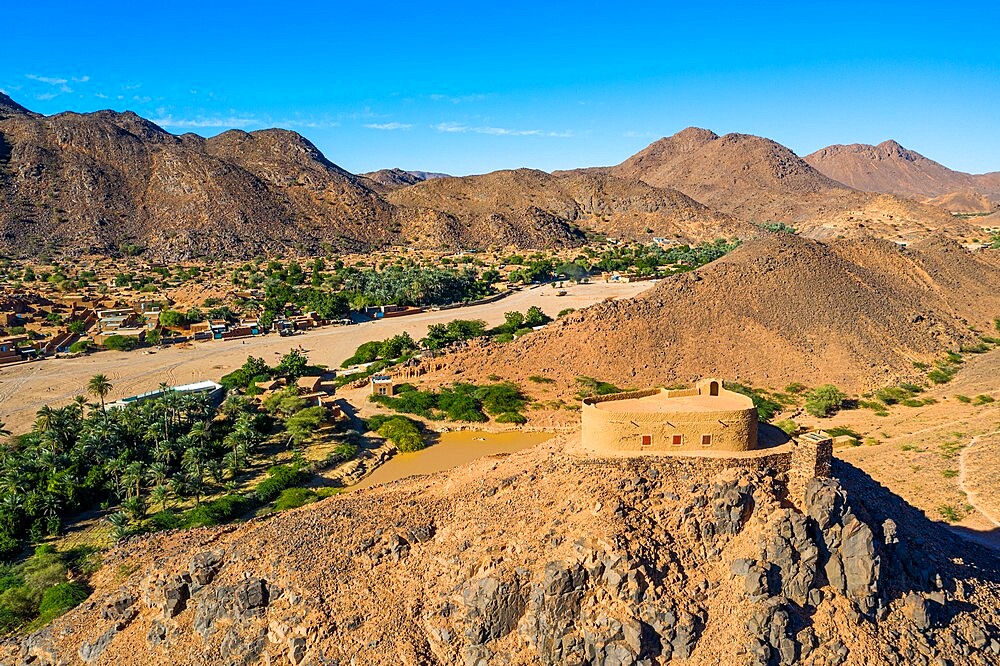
[
  {"xmin": 958, "ymin": 430, "xmax": 1000, "ymax": 529},
  {"xmin": 0, "ymin": 281, "xmax": 653, "ymax": 434}
]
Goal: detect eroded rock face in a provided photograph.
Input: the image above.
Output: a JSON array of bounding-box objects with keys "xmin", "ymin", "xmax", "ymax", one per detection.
[{"xmin": 6, "ymin": 446, "xmax": 1000, "ymax": 666}]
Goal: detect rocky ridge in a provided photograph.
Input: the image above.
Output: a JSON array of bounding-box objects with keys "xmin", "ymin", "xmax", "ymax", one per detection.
[{"xmin": 6, "ymin": 437, "xmax": 1000, "ymax": 665}]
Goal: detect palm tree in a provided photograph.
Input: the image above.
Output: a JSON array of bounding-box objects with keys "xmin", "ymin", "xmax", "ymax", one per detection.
[
  {"xmin": 87, "ymin": 374, "xmax": 113, "ymax": 413},
  {"xmin": 150, "ymin": 484, "xmax": 171, "ymax": 513},
  {"xmin": 0, "ymin": 420, "xmax": 10, "ymax": 438}
]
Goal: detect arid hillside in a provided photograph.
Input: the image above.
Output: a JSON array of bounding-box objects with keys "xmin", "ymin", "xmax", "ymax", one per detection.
[
  {"xmin": 439, "ymin": 233, "xmax": 1000, "ymax": 393},
  {"xmin": 804, "ymin": 140, "xmax": 1000, "ymax": 205},
  {"xmin": 7, "ymin": 435, "xmax": 999, "ymax": 665},
  {"xmin": 922, "ymin": 190, "xmax": 997, "ymax": 214},
  {"xmin": 608, "ymin": 130, "xmax": 962, "ymax": 239},
  {"xmin": 387, "ymin": 168, "xmax": 749, "ymax": 247},
  {"xmin": 0, "ymin": 94, "xmax": 400, "ymax": 260}
]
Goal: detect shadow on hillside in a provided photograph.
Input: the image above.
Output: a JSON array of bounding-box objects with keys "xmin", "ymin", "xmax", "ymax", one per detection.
[{"xmin": 832, "ymin": 459, "xmax": 1000, "ymax": 602}]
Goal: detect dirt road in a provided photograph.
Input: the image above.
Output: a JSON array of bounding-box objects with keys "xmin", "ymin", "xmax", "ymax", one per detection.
[{"xmin": 0, "ymin": 281, "xmax": 654, "ymax": 434}]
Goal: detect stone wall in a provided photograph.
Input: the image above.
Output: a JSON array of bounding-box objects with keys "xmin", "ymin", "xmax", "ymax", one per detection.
[{"xmin": 787, "ymin": 433, "xmax": 834, "ymax": 507}]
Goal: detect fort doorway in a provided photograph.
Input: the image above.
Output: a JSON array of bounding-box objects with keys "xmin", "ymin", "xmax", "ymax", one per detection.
[{"xmin": 709, "ymin": 381, "xmax": 719, "ymax": 396}]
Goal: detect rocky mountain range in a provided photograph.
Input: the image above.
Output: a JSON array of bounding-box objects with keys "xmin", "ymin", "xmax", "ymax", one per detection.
[
  {"xmin": 0, "ymin": 94, "xmax": 989, "ymax": 260},
  {"xmin": 804, "ymin": 141, "xmax": 1000, "ymax": 210}
]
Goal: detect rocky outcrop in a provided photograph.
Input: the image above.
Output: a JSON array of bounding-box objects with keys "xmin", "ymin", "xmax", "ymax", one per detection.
[{"xmin": 5, "ymin": 438, "xmax": 1000, "ymax": 665}]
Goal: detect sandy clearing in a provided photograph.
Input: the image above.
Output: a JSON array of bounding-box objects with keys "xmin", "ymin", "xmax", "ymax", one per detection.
[{"xmin": 0, "ymin": 281, "xmax": 653, "ymax": 434}]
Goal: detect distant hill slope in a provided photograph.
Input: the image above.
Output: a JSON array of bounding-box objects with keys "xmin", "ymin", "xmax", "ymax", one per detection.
[
  {"xmin": 608, "ymin": 129, "xmax": 963, "ymax": 240},
  {"xmin": 440, "ymin": 233, "xmax": 1000, "ymax": 392},
  {"xmin": 922, "ymin": 190, "xmax": 997, "ymax": 214},
  {"xmin": 804, "ymin": 140, "xmax": 1000, "ymax": 205},
  {"xmin": 386, "ymin": 168, "xmax": 750, "ymax": 247},
  {"xmin": 360, "ymin": 168, "xmax": 433, "ymax": 192}
]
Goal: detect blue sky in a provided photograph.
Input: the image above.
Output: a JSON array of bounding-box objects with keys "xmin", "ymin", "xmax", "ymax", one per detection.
[{"xmin": 3, "ymin": 1, "xmax": 999, "ymax": 175}]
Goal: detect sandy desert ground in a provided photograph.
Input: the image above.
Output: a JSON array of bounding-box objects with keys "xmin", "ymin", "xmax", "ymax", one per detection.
[{"xmin": 0, "ymin": 281, "xmax": 653, "ymax": 435}]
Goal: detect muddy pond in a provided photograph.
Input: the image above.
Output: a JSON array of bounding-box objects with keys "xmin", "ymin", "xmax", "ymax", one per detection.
[{"xmin": 353, "ymin": 430, "xmax": 552, "ymax": 490}]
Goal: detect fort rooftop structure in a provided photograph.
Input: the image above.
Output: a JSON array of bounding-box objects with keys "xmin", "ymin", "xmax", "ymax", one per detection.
[{"xmin": 581, "ymin": 378, "xmax": 758, "ymax": 455}]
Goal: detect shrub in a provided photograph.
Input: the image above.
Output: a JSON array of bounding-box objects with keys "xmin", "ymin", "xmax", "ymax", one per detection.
[
  {"xmin": 376, "ymin": 416, "xmax": 425, "ymax": 452},
  {"xmin": 974, "ymin": 394, "xmax": 995, "ymax": 405},
  {"xmin": 255, "ymin": 465, "xmax": 310, "ymax": 504},
  {"xmin": 67, "ymin": 340, "xmax": 89, "ymax": 354},
  {"xmin": 102, "ymin": 335, "xmax": 139, "ymax": 351},
  {"xmin": 37, "ymin": 581, "xmax": 89, "ymax": 623},
  {"xmin": 804, "ymin": 385, "xmax": 846, "ymax": 418},
  {"xmin": 528, "ymin": 375, "xmax": 555, "ymax": 384},
  {"xmin": 927, "ymin": 367, "xmax": 957, "ymax": 384},
  {"xmin": 775, "ymin": 419, "xmax": 798, "ymax": 435},
  {"xmin": 942, "ymin": 469, "xmax": 958, "ymax": 479},
  {"xmin": 557, "ymin": 308, "xmax": 576, "ymax": 318},
  {"xmin": 495, "ymin": 412, "xmax": 528, "ymax": 424},
  {"xmin": 784, "ymin": 382, "xmax": 807, "ymax": 395},
  {"xmin": 272, "ymin": 487, "xmax": 319, "ymax": 511},
  {"xmin": 185, "ymin": 494, "xmax": 254, "ymax": 528},
  {"xmin": 938, "ymin": 505, "xmax": 961, "ymax": 522},
  {"xmin": 824, "ymin": 426, "xmax": 862, "ymax": 441},
  {"xmin": 726, "ymin": 383, "xmax": 782, "ymax": 422},
  {"xmin": 575, "ymin": 376, "xmax": 623, "ymax": 399},
  {"xmin": 476, "ymin": 382, "xmax": 526, "ymax": 416}
]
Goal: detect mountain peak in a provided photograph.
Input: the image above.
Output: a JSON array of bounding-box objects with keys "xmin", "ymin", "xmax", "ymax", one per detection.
[{"xmin": 0, "ymin": 93, "xmax": 38, "ymax": 119}]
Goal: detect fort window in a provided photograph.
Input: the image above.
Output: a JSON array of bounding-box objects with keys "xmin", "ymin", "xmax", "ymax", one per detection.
[
  {"xmin": 671, "ymin": 434, "xmax": 683, "ymax": 446},
  {"xmin": 701, "ymin": 434, "xmax": 713, "ymax": 447},
  {"xmin": 709, "ymin": 381, "xmax": 719, "ymax": 396},
  {"xmin": 641, "ymin": 435, "xmax": 652, "ymax": 448}
]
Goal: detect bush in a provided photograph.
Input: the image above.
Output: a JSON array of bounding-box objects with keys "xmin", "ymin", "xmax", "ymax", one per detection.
[
  {"xmin": 974, "ymin": 394, "xmax": 996, "ymax": 405},
  {"xmin": 272, "ymin": 487, "xmax": 319, "ymax": 511},
  {"xmin": 927, "ymin": 367, "xmax": 957, "ymax": 384},
  {"xmin": 102, "ymin": 335, "xmax": 139, "ymax": 351},
  {"xmin": 37, "ymin": 581, "xmax": 89, "ymax": 623},
  {"xmin": 784, "ymin": 382, "xmax": 807, "ymax": 395},
  {"xmin": 575, "ymin": 376, "xmax": 623, "ymax": 399},
  {"xmin": 528, "ymin": 375, "xmax": 555, "ymax": 384},
  {"xmin": 495, "ymin": 411, "xmax": 527, "ymax": 424},
  {"xmin": 726, "ymin": 383, "xmax": 782, "ymax": 422},
  {"xmin": 67, "ymin": 340, "xmax": 90, "ymax": 354},
  {"xmin": 255, "ymin": 465, "xmax": 310, "ymax": 504},
  {"xmin": 475, "ymin": 382, "xmax": 526, "ymax": 416},
  {"xmin": 185, "ymin": 494, "xmax": 254, "ymax": 528},
  {"xmin": 375, "ymin": 416, "xmax": 425, "ymax": 452},
  {"xmin": 804, "ymin": 385, "xmax": 846, "ymax": 418},
  {"xmin": 775, "ymin": 419, "xmax": 798, "ymax": 435}
]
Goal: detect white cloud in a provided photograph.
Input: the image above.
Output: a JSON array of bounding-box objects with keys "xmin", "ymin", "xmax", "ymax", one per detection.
[
  {"xmin": 364, "ymin": 122, "xmax": 413, "ymax": 131},
  {"xmin": 433, "ymin": 122, "xmax": 571, "ymax": 138},
  {"xmin": 427, "ymin": 93, "xmax": 489, "ymax": 104},
  {"xmin": 26, "ymin": 74, "xmax": 67, "ymax": 85},
  {"xmin": 25, "ymin": 74, "xmax": 73, "ymax": 94},
  {"xmin": 150, "ymin": 115, "xmax": 260, "ymax": 128},
  {"xmin": 34, "ymin": 92, "xmax": 58, "ymax": 101},
  {"xmin": 72, "ymin": 76, "xmax": 90, "ymax": 83}
]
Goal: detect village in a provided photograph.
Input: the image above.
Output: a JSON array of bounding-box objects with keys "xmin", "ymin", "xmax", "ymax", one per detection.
[{"xmin": 0, "ymin": 238, "xmax": 700, "ymax": 368}]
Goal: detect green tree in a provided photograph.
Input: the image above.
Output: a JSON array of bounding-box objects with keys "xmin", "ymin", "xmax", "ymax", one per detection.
[
  {"xmin": 804, "ymin": 385, "xmax": 846, "ymax": 418},
  {"xmin": 284, "ymin": 406, "xmax": 326, "ymax": 446}
]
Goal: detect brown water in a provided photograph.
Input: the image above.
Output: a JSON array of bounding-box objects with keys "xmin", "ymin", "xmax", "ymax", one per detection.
[{"xmin": 353, "ymin": 430, "xmax": 552, "ymax": 490}]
